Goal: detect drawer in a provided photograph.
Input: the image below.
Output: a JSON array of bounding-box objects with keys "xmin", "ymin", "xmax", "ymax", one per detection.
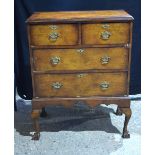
[
  {"xmin": 29, "ymin": 24, "xmax": 78, "ymax": 46},
  {"xmin": 34, "ymin": 72, "xmax": 127, "ymax": 97},
  {"xmin": 82, "ymin": 23, "xmax": 130, "ymax": 45},
  {"xmin": 33, "ymin": 47, "xmax": 128, "ymax": 71}
]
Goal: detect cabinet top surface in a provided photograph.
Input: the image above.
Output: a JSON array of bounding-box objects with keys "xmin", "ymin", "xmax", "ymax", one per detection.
[{"xmin": 26, "ymin": 10, "xmax": 133, "ymax": 23}]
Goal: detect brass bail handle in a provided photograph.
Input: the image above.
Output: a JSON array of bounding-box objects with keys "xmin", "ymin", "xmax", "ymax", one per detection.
[
  {"xmin": 100, "ymin": 81, "xmax": 109, "ymax": 90},
  {"xmin": 49, "ymin": 32, "xmax": 60, "ymax": 42},
  {"xmin": 52, "ymin": 82, "xmax": 63, "ymax": 89},
  {"xmin": 100, "ymin": 56, "xmax": 111, "ymax": 64},
  {"xmin": 100, "ymin": 31, "xmax": 111, "ymax": 40},
  {"xmin": 50, "ymin": 56, "xmax": 61, "ymax": 65}
]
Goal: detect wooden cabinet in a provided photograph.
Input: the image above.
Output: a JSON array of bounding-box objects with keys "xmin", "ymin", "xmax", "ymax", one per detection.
[{"xmin": 26, "ymin": 10, "xmax": 134, "ymax": 140}]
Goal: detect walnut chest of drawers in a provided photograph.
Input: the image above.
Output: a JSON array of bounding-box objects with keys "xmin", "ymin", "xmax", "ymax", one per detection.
[{"xmin": 26, "ymin": 10, "xmax": 134, "ymax": 140}]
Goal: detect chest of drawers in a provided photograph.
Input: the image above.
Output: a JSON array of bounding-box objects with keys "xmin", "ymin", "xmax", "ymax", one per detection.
[{"xmin": 26, "ymin": 10, "xmax": 134, "ymax": 140}]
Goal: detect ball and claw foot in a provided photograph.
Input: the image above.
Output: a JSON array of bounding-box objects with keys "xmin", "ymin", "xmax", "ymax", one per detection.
[
  {"xmin": 31, "ymin": 109, "xmax": 41, "ymax": 140},
  {"xmin": 40, "ymin": 108, "xmax": 48, "ymax": 118},
  {"xmin": 122, "ymin": 131, "xmax": 130, "ymax": 138},
  {"xmin": 32, "ymin": 132, "xmax": 40, "ymax": 140}
]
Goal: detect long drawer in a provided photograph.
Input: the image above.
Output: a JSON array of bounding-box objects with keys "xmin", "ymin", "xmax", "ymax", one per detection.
[
  {"xmin": 33, "ymin": 47, "xmax": 129, "ymax": 71},
  {"xmin": 34, "ymin": 72, "xmax": 128, "ymax": 97}
]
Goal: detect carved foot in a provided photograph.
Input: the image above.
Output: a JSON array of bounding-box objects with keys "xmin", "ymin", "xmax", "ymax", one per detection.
[
  {"xmin": 122, "ymin": 130, "xmax": 130, "ymax": 138},
  {"xmin": 120, "ymin": 107, "xmax": 132, "ymax": 139},
  {"xmin": 32, "ymin": 132, "xmax": 40, "ymax": 140},
  {"xmin": 40, "ymin": 107, "xmax": 48, "ymax": 118},
  {"xmin": 31, "ymin": 110, "xmax": 41, "ymax": 140},
  {"xmin": 115, "ymin": 107, "xmax": 123, "ymax": 116}
]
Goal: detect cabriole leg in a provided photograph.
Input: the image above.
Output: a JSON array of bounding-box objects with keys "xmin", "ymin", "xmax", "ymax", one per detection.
[
  {"xmin": 40, "ymin": 107, "xmax": 48, "ymax": 117},
  {"xmin": 31, "ymin": 109, "xmax": 41, "ymax": 140},
  {"xmin": 120, "ymin": 107, "xmax": 132, "ymax": 138},
  {"xmin": 115, "ymin": 106, "xmax": 123, "ymax": 116}
]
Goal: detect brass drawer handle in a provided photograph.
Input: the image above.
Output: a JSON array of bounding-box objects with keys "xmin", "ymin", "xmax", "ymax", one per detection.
[
  {"xmin": 50, "ymin": 56, "xmax": 61, "ymax": 65},
  {"xmin": 100, "ymin": 81, "xmax": 109, "ymax": 90},
  {"xmin": 102, "ymin": 24, "xmax": 110, "ymax": 29},
  {"xmin": 52, "ymin": 82, "xmax": 63, "ymax": 89},
  {"xmin": 100, "ymin": 31, "xmax": 111, "ymax": 40},
  {"xmin": 100, "ymin": 56, "xmax": 111, "ymax": 64},
  {"xmin": 49, "ymin": 32, "xmax": 60, "ymax": 42},
  {"xmin": 77, "ymin": 49, "xmax": 85, "ymax": 54}
]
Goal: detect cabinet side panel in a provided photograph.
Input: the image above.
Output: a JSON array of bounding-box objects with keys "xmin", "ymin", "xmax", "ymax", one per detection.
[{"xmin": 27, "ymin": 24, "xmax": 36, "ymax": 97}]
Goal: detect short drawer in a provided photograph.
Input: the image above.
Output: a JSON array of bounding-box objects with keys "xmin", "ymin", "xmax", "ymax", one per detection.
[
  {"xmin": 34, "ymin": 72, "xmax": 128, "ymax": 97},
  {"xmin": 29, "ymin": 24, "xmax": 78, "ymax": 46},
  {"xmin": 82, "ymin": 23, "xmax": 130, "ymax": 45},
  {"xmin": 33, "ymin": 47, "xmax": 128, "ymax": 71}
]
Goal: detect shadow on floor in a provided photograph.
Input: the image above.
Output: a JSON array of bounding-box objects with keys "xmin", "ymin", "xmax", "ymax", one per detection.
[{"xmin": 15, "ymin": 99, "xmax": 121, "ymax": 137}]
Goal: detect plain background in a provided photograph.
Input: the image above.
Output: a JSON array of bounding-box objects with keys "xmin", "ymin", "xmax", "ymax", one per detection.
[
  {"xmin": 2, "ymin": 0, "xmax": 155, "ymax": 155},
  {"xmin": 15, "ymin": 0, "xmax": 141, "ymax": 100}
]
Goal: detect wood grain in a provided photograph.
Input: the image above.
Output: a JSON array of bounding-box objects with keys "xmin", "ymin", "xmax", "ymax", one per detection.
[
  {"xmin": 29, "ymin": 24, "xmax": 78, "ymax": 46},
  {"xmin": 26, "ymin": 10, "xmax": 133, "ymax": 23},
  {"xmin": 33, "ymin": 47, "xmax": 129, "ymax": 71},
  {"xmin": 32, "ymin": 96, "xmax": 130, "ymax": 109},
  {"xmin": 82, "ymin": 23, "xmax": 130, "ymax": 45},
  {"xmin": 34, "ymin": 72, "xmax": 128, "ymax": 97}
]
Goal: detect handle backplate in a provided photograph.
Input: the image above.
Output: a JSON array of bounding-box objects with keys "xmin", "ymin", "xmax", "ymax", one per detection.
[
  {"xmin": 52, "ymin": 82, "xmax": 63, "ymax": 89},
  {"xmin": 50, "ymin": 56, "xmax": 60, "ymax": 65},
  {"xmin": 100, "ymin": 81, "xmax": 109, "ymax": 90},
  {"xmin": 100, "ymin": 31, "xmax": 111, "ymax": 40},
  {"xmin": 49, "ymin": 32, "xmax": 60, "ymax": 42},
  {"xmin": 100, "ymin": 56, "xmax": 111, "ymax": 64}
]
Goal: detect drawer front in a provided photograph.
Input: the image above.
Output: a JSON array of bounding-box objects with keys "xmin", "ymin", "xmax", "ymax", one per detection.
[
  {"xmin": 33, "ymin": 47, "xmax": 128, "ymax": 71},
  {"xmin": 82, "ymin": 23, "xmax": 130, "ymax": 45},
  {"xmin": 34, "ymin": 72, "xmax": 127, "ymax": 97},
  {"xmin": 29, "ymin": 24, "xmax": 78, "ymax": 46}
]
